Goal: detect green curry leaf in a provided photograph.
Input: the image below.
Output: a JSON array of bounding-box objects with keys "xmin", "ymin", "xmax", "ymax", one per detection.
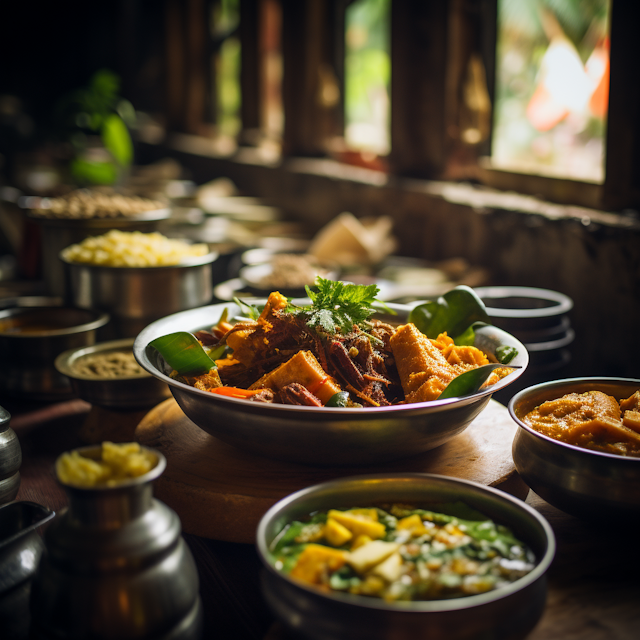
[
  {"xmin": 150, "ymin": 331, "xmax": 216, "ymax": 375},
  {"xmin": 408, "ymin": 286, "xmax": 490, "ymax": 342},
  {"xmin": 438, "ymin": 363, "xmax": 518, "ymax": 400},
  {"xmin": 496, "ymin": 345, "xmax": 518, "ymax": 364}
]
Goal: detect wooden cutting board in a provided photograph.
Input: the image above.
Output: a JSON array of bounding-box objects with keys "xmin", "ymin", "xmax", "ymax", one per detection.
[{"xmin": 134, "ymin": 398, "xmax": 526, "ymax": 543}]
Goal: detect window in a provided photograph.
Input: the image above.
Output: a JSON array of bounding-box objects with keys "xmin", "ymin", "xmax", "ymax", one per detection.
[
  {"xmin": 344, "ymin": 0, "xmax": 391, "ymax": 157},
  {"xmin": 149, "ymin": 0, "xmax": 639, "ymax": 211},
  {"xmin": 491, "ymin": 0, "xmax": 611, "ymax": 184}
]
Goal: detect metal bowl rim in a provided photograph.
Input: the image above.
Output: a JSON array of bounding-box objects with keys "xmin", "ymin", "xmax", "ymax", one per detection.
[
  {"xmin": 0, "ymin": 306, "xmax": 110, "ymax": 337},
  {"xmin": 26, "ymin": 207, "xmax": 172, "ymax": 226},
  {"xmin": 55, "ymin": 337, "xmax": 154, "ymax": 381},
  {"xmin": 0, "ymin": 501, "xmax": 55, "ymax": 550},
  {"xmin": 508, "ymin": 376, "xmax": 640, "ymax": 463},
  {"xmin": 54, "ymin": 444, "xmax": 167, "ymax": 491},
  {"xmin": 133, "ymin": 301, "xmax": 529, "ymax": 415},
  {"xmin": 256, "ymin": 472, "xmax": 556, "ymax": 612},
  {"xmin": 473, "ymin": 286, "xmax": 573, "ymax": 319},
  {"xmin": 59, "ymin": 249, "xmax": 219, "ymax": 270}
]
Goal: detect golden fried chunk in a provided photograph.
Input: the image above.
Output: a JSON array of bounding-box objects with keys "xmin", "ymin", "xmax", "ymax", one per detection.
[
  {"xmin": 249, "ymin": 350, "xmax": 341, "ymax": 404},
  {"xmin": 622, "ymin": 410, "xmax": 640, "ymax": 434},
  {"xmin": 433, "ymin": 333, "xmax": 489, "ymax": 369},
  {"xmin": 225, "ymin": 291, "xmax": 288, "ymax": 366},
  {"xmin": 174, "ymin": 368, "xmax": 222, "ymax": 391},
  {"xmin": 620, "ymin": 390, "xmax": 640, "ymax": 413},
  {"xmin": 389, "ymin": 324, "xmax": 457, "ymax": 402},
  {"xmin": 621, "ymin": 391, "xmax": 640, "ymax": 433}
]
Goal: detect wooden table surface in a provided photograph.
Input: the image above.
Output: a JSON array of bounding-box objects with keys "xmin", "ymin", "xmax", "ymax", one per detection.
[
  {"xmin": 7, "ymin": 398, "xmax": 640, "ymax": 640},
  {"xmin": 133, "ymin": 397, "xmax": 528, "ymax": 543}
]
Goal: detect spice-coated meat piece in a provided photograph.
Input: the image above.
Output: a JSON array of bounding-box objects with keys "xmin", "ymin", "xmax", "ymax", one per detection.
[{"xmin": 279, "ymin": 383, "xmax": 323, "ymax": 406}]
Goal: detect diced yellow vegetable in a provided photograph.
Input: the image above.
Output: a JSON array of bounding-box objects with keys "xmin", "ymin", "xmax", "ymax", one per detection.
[
  {"xmin": 346, "ymin": 508, "xmax": 379, "ymax": 521},
  {"xmin": 324, "ymin": 518, "xmax": 353, "ymax": 547},
  {"xmin": 397, "ymin": 514, "xmax": 430, "ymax": 537},
  {"xmin": 347, "ymin": 540, "xmax": 400, "ymax": 574},
  {"xmin": 350, "ymin": 534, "xmax": 373, "ymax": 551},
  {"xmin": 370, "ymin": 552, "xmax": 404, "ymax": 583},
  {"xmin": 327, "ymin": 510, "xmax": 386, "ymax": 539},
  {"xmin": 289, "ymin": 544, "xmax": 349, "ymax": 585}
]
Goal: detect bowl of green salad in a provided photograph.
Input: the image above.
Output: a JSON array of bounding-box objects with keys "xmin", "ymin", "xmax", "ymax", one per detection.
[{"xmin": 256, "ymin": 473, "xmax": 555, "ymax": 640}]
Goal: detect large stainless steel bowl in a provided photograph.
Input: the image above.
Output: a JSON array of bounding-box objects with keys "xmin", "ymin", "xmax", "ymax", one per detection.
[
  {"xmin": 62, "ymin": 250, "xmax": 218, "ymax": 339},
  {"xmin": 133, "ymin": 301, "xmax": 528, "ymax": 465},
  {"xmin": 509, "ymin": 377, "xmax": 640, "ymax": 520},
  {"xmin": 55, "ymin": 338, "xmax": 171, "ymax": 409},
  {"xmin": 256, "ymin": 473, "xmax": 555, "ymax": 640}
]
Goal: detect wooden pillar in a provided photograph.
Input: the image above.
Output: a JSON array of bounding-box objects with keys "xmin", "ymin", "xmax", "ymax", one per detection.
[
  {"xmin": 388, "ymin": 0, "xmax": 449, "ymax": 177},
  {"xmin": 164, "ymin": 0, "xmax": 209, "ymax": 134},
  {"xmin": 281, "ymin": 0, "xmax": 341, "ymax": 156}
]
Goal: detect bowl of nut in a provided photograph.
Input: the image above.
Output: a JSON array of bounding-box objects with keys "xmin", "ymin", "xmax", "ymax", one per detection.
[{"xmin": 55, "ymin": 337, "xmax": 171, "ymax": 409}]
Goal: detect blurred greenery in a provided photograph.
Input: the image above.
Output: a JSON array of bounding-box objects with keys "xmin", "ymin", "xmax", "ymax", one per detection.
[
  {"xmin": 218, "ymin": 37, "xmax": 241, "ymax": 137},
  {"xmin": 54, "ymin": 69, "xmax": 134, "ymax": 185},
  {"xmin": 213, "ymin": 0, "xmax": 241, "ymax": 137},
  {"xmin": 500, "ymin": 0, "xmax": 609, "ymax": 55}
]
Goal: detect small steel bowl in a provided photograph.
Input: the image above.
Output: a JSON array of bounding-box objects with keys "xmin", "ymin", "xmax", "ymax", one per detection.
[
  {"xmin": 256, "ymin": 473, "xmax": 555, "ymax": 640},
  {"xmin": 0, "ymin": 306, "xmax": 110, "ymax": 400},
  {"xmin": 134, "ymin": 302, "xmax": 528, "ymax": 466},
  {"xmin": 509, "ymin": 377, "xmax": 640, "ymax": 520},
  {"xmin": 55, "ymin": 338, "xmax": 171, "ymax": 410},
  {"xmin": 62, "ymin": 249, "xmax": 219, "ymax": 339}
]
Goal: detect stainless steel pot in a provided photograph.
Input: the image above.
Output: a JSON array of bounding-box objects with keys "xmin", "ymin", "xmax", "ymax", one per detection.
[
  {"xmin": 30, "ymin": 446, "xmax": 202, "ymax": 639},
  {"xmin": 28, "ymin": 209, "xmax": 170, "ymax": 296},
  {"xmin": 62, "ymin": 252, "xmax": 218, "ymax": 339},
  {"xmin": 0, "ymin": 306, "xmax": 110, "ymax": 400}
]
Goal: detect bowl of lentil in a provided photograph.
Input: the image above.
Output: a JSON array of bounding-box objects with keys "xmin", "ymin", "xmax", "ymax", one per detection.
[{"xmin": 55, "ymin": 337, "xmax": 171, "ymax": 409}]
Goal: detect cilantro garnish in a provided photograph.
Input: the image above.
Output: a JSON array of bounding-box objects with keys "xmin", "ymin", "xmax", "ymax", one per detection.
[{"xmin": 291, "ymin": 277, "xmax": 383, "ymax": 335}]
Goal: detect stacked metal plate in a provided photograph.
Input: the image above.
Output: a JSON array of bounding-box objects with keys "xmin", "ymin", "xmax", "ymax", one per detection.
[{"xmin": 474, "ymin": 286, "xmax": 574, "ymax": 400}]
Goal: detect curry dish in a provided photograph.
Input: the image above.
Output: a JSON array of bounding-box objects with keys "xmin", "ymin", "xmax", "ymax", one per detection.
[
  {"xmin": 521, "ymin": 389, "xmax": 640, "ymax": 457},
  {"xmin": 167, "ymin": 288, "xmax": 513, "ymax": 408}
]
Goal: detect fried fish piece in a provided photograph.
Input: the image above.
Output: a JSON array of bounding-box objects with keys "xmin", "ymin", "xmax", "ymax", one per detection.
[{"xmin": 389, "ymin": 324, "xmax": 457, "ymax": 403}]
